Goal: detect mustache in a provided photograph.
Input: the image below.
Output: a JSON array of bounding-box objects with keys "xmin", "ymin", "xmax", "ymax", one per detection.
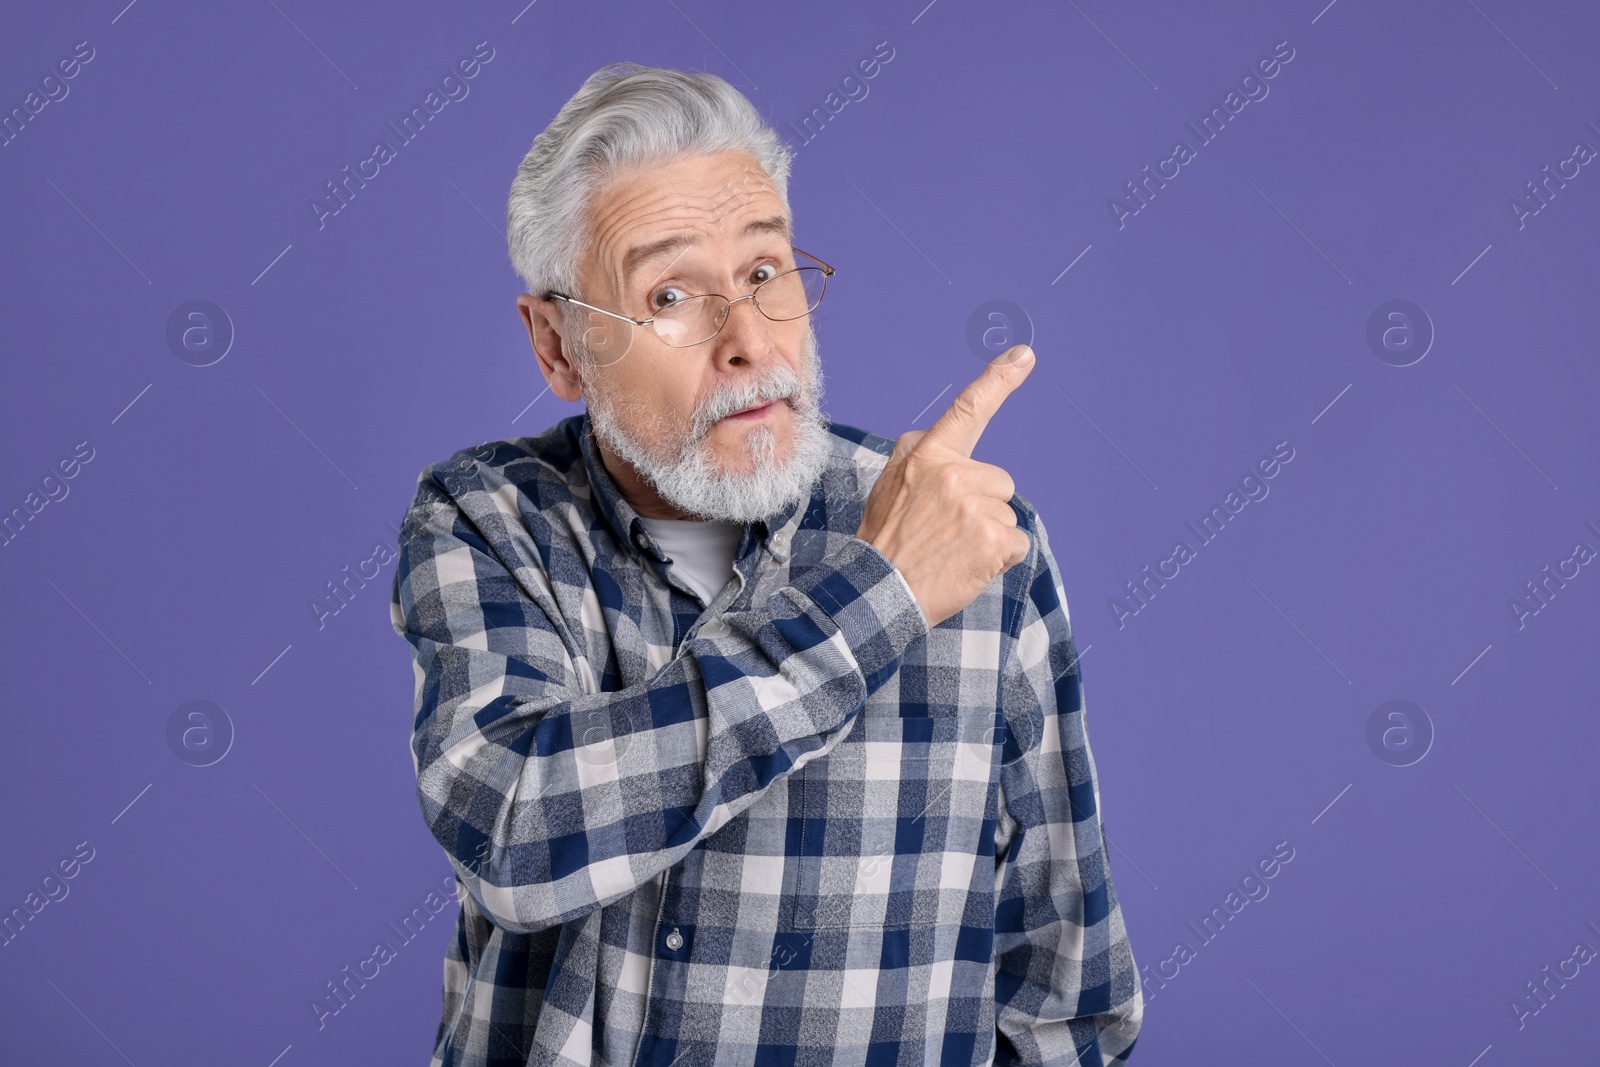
[{"xmin": 692, "ymin": 367, "xmax": 802, "ymax": 436}]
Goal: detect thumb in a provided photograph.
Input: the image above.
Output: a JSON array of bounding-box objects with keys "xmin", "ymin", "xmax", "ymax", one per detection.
[
  {"xmin": 887, "ymin": 429, "xmax": 928, "ymax": 471},
  {"xmin": 893, "ymin": 429, "xmax": 928, "ymax": 456}
]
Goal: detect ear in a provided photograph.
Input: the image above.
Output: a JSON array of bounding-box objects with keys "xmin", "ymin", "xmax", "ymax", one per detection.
[{"xmin": 518, "ymin": 294, "xmax": 584, "ymax": 403}]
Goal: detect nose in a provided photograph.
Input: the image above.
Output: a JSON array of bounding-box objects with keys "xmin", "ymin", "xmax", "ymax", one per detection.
[{"xmin": 711, "ymin": 294, "xmax": 775, "ymax": 368}]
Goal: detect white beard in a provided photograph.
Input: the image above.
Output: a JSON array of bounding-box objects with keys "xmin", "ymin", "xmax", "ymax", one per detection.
[{"xmin": 579, "ymin": 324, "xmax": 833, "ymax": 523}]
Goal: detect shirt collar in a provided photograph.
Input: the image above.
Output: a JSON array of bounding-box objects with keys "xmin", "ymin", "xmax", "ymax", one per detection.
[{"xmin": 576, "ymin": 409, "xmax": 807, "ymax": 565}]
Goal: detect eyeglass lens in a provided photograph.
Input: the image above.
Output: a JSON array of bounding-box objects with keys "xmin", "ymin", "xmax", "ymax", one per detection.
[{"xmin": 650, "ymin": 267, "xmax": 828, "ymax": 347}]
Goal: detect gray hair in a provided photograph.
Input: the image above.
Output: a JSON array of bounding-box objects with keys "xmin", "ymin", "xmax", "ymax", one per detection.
[{"xmin": 507, "ymin": 63, "xmax": 795, "ymax": 303}]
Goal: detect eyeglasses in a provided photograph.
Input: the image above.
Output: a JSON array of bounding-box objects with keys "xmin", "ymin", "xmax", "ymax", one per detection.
[{"xmin": 545, "ymin": 246, "xmax": 834, "ymax": 349}]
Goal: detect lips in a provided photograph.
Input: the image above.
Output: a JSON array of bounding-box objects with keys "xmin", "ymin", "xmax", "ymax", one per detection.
[{"xmin": 724, "ymin": 399, "xmax": 779, "ymax": 420}]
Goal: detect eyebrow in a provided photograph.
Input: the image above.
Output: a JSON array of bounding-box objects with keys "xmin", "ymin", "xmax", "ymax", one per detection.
[{"xmin": 620, "ymin": 214, "xmax": 792, "ymax": 288}]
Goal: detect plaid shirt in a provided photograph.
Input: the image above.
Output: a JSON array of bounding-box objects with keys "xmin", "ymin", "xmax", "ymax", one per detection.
[{"xmin": 388, "ymin": 410, "xmax": 1142, "ymax": 1067}]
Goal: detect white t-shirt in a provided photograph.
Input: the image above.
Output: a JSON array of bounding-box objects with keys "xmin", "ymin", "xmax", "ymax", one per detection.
[{"xmin": 635, "ymin": 515, "xmax": 744, "ymax": 607}]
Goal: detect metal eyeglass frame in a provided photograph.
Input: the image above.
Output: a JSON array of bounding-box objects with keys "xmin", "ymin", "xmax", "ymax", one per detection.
[{"xmin": 543, "ymin": 246, "xmax": 835, "ymax": 348}]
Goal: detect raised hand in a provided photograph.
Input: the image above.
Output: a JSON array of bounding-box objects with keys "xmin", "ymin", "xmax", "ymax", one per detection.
[{"xmin": 856, "ymin": 345, "xmax": 1036, "ymax": 628}]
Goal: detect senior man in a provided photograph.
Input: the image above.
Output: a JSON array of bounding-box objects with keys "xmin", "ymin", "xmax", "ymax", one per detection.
[{"xmin": 390, "ymin": 62, "xmax": 1142, "ymax": 1067}]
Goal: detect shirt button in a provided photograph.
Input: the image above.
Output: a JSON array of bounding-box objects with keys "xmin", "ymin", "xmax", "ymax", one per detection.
[
  {"xmin": 665, "ymin": 928, "xmax": 683, "ymax": 951},
  {"xmin": 634, "ymin": 529, "xmax": 649, "ymax": 550}
]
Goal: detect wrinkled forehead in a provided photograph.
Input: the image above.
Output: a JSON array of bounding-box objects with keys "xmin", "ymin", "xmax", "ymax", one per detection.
[{"xmin": 581, "ymin": 150, "xmax": 790, "ymax": 299}]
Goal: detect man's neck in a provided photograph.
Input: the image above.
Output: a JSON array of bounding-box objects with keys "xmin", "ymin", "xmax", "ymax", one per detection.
[{"xmin": 596, "ymin": 434, "xmax": 699, "ymax": 520}]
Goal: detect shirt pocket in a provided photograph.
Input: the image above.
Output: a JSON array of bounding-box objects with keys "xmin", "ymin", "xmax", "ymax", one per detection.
[{"xmin": 788, "ymin": 709, "xmax": 994, "ymax": 931}]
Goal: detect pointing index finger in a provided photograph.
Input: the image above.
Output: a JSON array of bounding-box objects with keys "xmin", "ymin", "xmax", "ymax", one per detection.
[{"xmin": 916, "ymin": 344, "xmax": 1035, "ymax": 459}]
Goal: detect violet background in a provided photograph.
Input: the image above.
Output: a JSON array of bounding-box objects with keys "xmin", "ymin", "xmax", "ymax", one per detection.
[{"xmin": 3, "ymin": 0, "xmax": 1597, "ymax": 1063}]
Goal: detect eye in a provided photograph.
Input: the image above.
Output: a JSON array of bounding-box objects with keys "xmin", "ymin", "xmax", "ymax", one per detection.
[
  {"xmin": 650, "ymin": 286, "xmax": 693, "ymax": 311},
  {"xmin": 750, "ymin": 262, "xmax": 780, "ymax": 285}
]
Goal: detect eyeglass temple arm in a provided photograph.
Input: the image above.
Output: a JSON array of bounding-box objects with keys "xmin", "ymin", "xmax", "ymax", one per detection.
[
  {"xmin": 793, "ymin": 246, "xmax": 834, "ymax": 274},
  {"xmin": 545, "ymin": 293, "xmax": 652, "ymax": 327}
]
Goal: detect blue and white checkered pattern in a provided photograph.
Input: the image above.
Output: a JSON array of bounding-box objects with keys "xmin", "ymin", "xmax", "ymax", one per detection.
[{"xmin": 389, "ymin": 411, "xmax": 1142, "ymax": 1066}]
